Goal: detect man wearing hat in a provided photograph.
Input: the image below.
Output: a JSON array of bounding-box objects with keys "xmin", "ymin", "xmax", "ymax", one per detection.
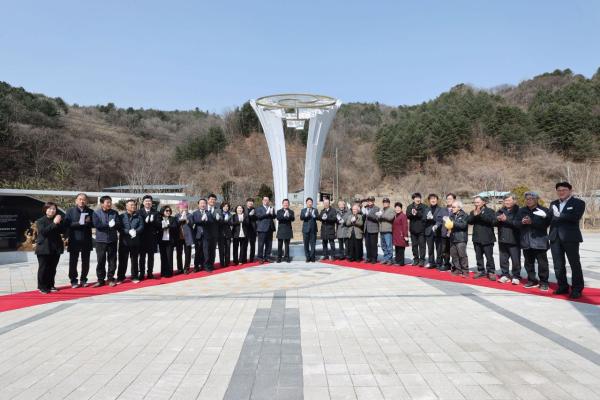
[
  {"xmin": 364, "ymin": 196, "xmax": 380, "ymax": 263},
  {"xmin": 378, "ymin": 198, "xmax": 396, "ymax": 264}
]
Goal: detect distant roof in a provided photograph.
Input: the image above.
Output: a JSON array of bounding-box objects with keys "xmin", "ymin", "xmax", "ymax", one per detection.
[
  {"xmin": 0, "ymin": 189, "xmax": 199, "ymax": 202},
  {"xmin": 103, "ymin": 184, "xmax": 188, "ymax": 191},
  {"xmin": 474, "ymin": 191, "xmax": 510, "ymax": 198}
]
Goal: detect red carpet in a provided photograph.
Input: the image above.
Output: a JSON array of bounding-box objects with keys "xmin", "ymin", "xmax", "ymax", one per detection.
[
  {"xmin": 0, "ymin": 262, "xmax": 261, "ymax": 313},
  {"xmin": 323, "ymin": 259, "xmax": 600, "ymax": 306}
]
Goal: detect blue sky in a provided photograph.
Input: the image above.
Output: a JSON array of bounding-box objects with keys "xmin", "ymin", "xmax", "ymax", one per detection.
[{"xmin": 1, "ymin": 0, "xmax": 599, "ymax": 113}]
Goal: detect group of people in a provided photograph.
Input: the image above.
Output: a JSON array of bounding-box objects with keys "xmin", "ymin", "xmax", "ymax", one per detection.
[{"xmin": 34, "ymin": 181, "xmax": 585, "ymax": 299}]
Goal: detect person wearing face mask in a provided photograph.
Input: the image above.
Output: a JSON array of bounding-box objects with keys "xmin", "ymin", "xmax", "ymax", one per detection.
[
  {"xmin": 64, "ymin": 193, "xmax": 94, "ymax": 288},
  {"xmin": 35, "ymin": 202, "xmax": 66, "ymax": 294},
  {"xmin": 232, "ymin": 205, "xmax": 249, "ymax": 265},
  {"xmin": 255, "ymin": 196, "xmax": 276, "ymax": 263},
  {"xmin": 335, "ymin": 200, "xmax": 350, "ymax": 260},
  {"xmin": 117, "ymin": 199, "xmax": 144, "ymax": 284},
  {"xmin": 406, "ymin": 193, "xmax": 426, "ymax": 266},
  {"xmin": 468, "ymin": 196, "xmax": 497, "ymax": 281},
  {"xmin": 217, "ymin": 202, "xmax": 233, "ymax": 268},
  {"xmin": 92, "ymin": 195, "xmax": 120, "ymax": 287},
  {"xmin": 276, "ymin": 198, "xmax": 295, "ymax": 263},
  {"xmin": 138, "ymin": 195, "xmax": 161, "ymax": 280},
  {"xmin": 300, "ymin": 197, "xmax": 318, "ymax": 262},
  {"xmin": 174, "ymin": 201, "xmax": 194, "ymax": 274},
  {"xmin": 515, "ymin": 192, "xmax": 552, "ymax": 291},
  {"xmin": 319, "ymin": 198, "xmax": 338, "ymax": 260},
  {"xmin": 549, "ymin": 181, "xmax": 586, "ymax": 299},
  {"xmin": 345, "ymin": 204, "xmax": 365, "ymax": 262}
]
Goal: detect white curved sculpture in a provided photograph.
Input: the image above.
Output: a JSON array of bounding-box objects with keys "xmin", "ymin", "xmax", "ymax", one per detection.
[{"xmin": 250, "ymin": 94, "xmax": 341, "ymax": 206}]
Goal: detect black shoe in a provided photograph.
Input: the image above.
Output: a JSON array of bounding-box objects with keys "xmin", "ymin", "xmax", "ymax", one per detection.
[
  {"xmin": 438, "ymin": 266, "xmax": 450, "ymax": 272},
  {"xmin": 71, "ymin": 282, "xmax": 80, "ymax": 289},
  {"xmin": 276, "ymin": 258, "xmax": 282, "ymax": 263},
  {"xmin": 553, "ymin": 287, "xmax": 569, "ymax": 295},
  {"xmin": 147, "ymin": 275, "xmax": 156, "ymax": 280},
  {"xmin": 93, "ymin": 281, "xmax": 105, "ymax": 288},
  {"xmin": 184, "ymin": 269, "xmax": 191, "ymax": 275},
  {"xmin": 194, "ymin": 267, "xmax": 200, "ymax": 273},
  {"xmin": 80, "ymin": 280, "xmax": 88, "ymax": 288},
  {"xmin": 108, "ymin": 280, "xmax": 117, "ymax": 287},
  {"xmin": 286, "ymin": 258, "xmax": 291, "ymax": 263},
  {"xmin": 472, "ymin": 271, "xmax": 486, "ymax": 279},
  {"xmin": 321, "ymin": 256, "xmax": 329, "ymax": 261},
  {"xmin": 425, "ymin": 264, "xmax": 437, "ymax": 269},
  {"xmin": 569, "ymin": 291, "xmax": 582, "ymax": 299},
  {"xmin": 524, "ymin": 281, "xmax": 539, "ymax": 289},
  {"xmin": 539, "ymin": 282, "xmax": 549, "ymax": 291},
  {"xmin": 38, "ymin": 288, "xmax": 50, "ymax": 294},
  {"xmin": 488, "ymin": 273, "xmax": 497, "ymax": 281}
]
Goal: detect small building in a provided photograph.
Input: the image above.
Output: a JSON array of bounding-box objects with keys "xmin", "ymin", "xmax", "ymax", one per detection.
[
  {"xmin": 102, "ymin": 184, "xmax": 188, "ymax": 206},
  {"xmin": 288, "ymin": 189, "xmax": 329, "ymax": 204}
]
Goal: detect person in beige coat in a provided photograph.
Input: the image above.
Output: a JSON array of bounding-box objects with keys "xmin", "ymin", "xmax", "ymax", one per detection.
[
  {"xmin": 345, "ymin": 204, "xmax": 364, "ymax": 262},
  {"xmin": 377, "ymin": 198, "xmax": 396, "ymax": 264}
]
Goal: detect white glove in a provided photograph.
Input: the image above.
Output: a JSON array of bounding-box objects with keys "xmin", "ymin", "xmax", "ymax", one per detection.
[
  {"xmin": 216, "ymin": 213, "xmax": 221, "ymax": 221},
  {"xmin": 376, "ymin": 211, "xmax": 383, "ymax": 217},
  {"xmin": 224, "ymin": 213, "xmax": 229, "ymax": 221},
  {"xmin": 150, "ymin": 214, "xmax": 154, "ymax": 222},
  {"xmin": 249, "ymin": 209, "xmax": 255, "ymax": 216},
  {"xmin": 322, "ymin": 213, "xmax": 327, "ymax": 220},
  {"xmin": 351, "ymin": 216, "xmax": 356, "ymax": 223},
  {"xmin": 108, "ymin": 219, "xmax": 115, "ymax": 228},
  {"xmin": 145, "ymin": 215, "xmax": 150, "ymax": 223},
  {"xmin": 162, "ymin": 220, "xmax": 169, "ymax": 228},
  {"xmin": 552, "ymin": 205, "xmax": 560, "ymax": 218},
  {"xmin": 129, "ymin": 229, "xmax": 136, "ymax": 238},
  {"xmin": 533, "ymin": 208, "xmax": 547, "ymax": 218},
  {"xmin": 201, "ymin": 213, "xmax": 207, "ymax": 221},
  {"xmin": 284, "ymin": 210, "xmax": 289, "ymax": 218},
  {"xmin": 268, "ymin": 207, "xmax": 273, "ymax": 215},
  {"xmin": 427, "ymin": 211, "xmax": 433, "ymax": 220},
  {"xmin": 432, "ymin": 225, "xmax": 438, "ymax": 232},
  {"xmin": 336, "ymin": 214, "xmax": 343, "ymax": 222},
  {"xmin": 180, "ymin": 214, "xmax": 187, "ymax": 221},
  {"xmin": 442, "ymin": 216, "xmax": 449, "ymax": 221}
]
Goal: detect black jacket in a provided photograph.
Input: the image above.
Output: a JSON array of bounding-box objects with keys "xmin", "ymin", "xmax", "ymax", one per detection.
[
  {"xmin": 515, "ymin": 206, "xmax": 551, "ymax": 250},
  {"xmin": 64, "ymin": 206, "xmax": 94, "ymax": 252},
  {"xmin": 138, "ymin": 208, "xmax": 161, "ymax": 252},
  {"xmin": 406, "ymin": 203, "xmax": 426, "ymax": 234},
  {"xmin": 158, "ymin": 216, "xmax": 179, "ymax": 244},
  {"xmin": 300, "ymin": 207, "xmax": 318, "ymax": 234},
  {"xmin": 244, "ymin": 207, "xmax": 257, "ymax": 238},
  {"xmin": 255, "ymin": 205, "xmax": 276, "ymax": 233},
  {"xmin": 118, "ymin": 212, "xmax": 145, "ymax": 247},
  {"xmin": 449, "ymin": 210, "xmax": 469, "ymax": 243},
  {"xmin": 231, "ymin": 213, "xmax": 250, "ymax": 239},
  {"xmin": 468, "ymin": 206, "xmax": 496, "ymax": 245},
  {"xmin": 549, "ymin": 197, "xmax": 585, "ymax": 243},
  {"xmin": 424, "ymin": 205, "xmax": 439, "ymax": 237},
  {"xmin": 319, "ymin": 207, "xmax": 337, "ymax": 240},
  {"xmin": 218, "ymin": 211, "xmax": 234, "ymax": 239},
  {"xmin": 35, "ymin": 216, "xmax": 65, "ymax": 255},
  {"xmin": 276, "ymin": 208, "xmax": 295, "ymax": 240},
  {"xmin": 496, "ymin": 205, "xmax": 520, "ymax": 245}
]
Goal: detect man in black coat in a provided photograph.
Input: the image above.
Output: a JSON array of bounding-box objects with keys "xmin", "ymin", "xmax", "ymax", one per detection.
[
  {"xmin": 35, "ymin": 202, "xmax": 66, "ymax": 293},
  {"xmin": 406, "ymin": 193, "xmax": 427, "ymax": 266},
  {"xmin": 495, "ymin": 194, "xmax": 521, "ymax": 284},
  {"xmin": 92, "ymin": 196, "xmax": 120, "ymax": 287},
  {"xmin": 300, "ymin": 197, "xmax": 318, "ymax": 262},
  {"xmin": 319, "ymin": 198, "xmax": 338, "ymax": 260},
  {"xmin": 138, "ymin": 195, "xmax": 161, "ymax": 279},
  {"xmin": 205, "ymin": 194, "xmax": 221, "ymax": 269},
  {"xmin": 255, "ymin": 196, "xmax": 276, "ymax": 263},
  {"xmin": 188, "ymin": 198, "xmax": 212, "ymax": 272},
  {"xmin": 64, "ymin": 193, "xmax": 94, "ymax": 288},
  {"xmin": 515, "ymin": 192, "xmax": 552, "ymax": 291},
  {"xmin": 468, "ymin": 196, "xmax": 497, "ymax": 281},
  {"xmin": 276, "ymin": 199, "xmax": 295, "ymax": 262},
  {"xmin": 217, "ymin": 202, "xmax": 233, "ymax": 268},
  {"xmin": 363, "ymin": 196, "xmax": 380, "ymax": 263},
  {"xmin": 448, "ymin": 201, "xmax": 469, "ymax": 277},
  {"xmin": 117, "ymin": 199, "xmax": 144, "ymax": 284},
  {"xmin": 244, "ymin": 198, "xmax": 258, "ymax": 262},
  {"xmin": 435, "ymin": 193, "xmax": 455, "ymax": 271},
  {"xmin": 424, "ymin": 194, "xmax": 442, "ymax": 269},
  {"xmin": 549, "ymin": 181, "xmax": 586, "ymax": 298}
]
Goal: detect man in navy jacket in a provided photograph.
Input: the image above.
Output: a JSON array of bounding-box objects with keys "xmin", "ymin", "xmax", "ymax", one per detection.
[
  {"xmin": 64, "ymin": 193, "xmax": 94, "ymax": 288},
  {"xmin": 300, "ymin": 197, "xmax": 318, "ymax": 262},
  {"xmin": 549, "ymin": 182, "xmax": 586, "ymax": 299},
  {"xmin": 255, "ymin": 196, "xmax": 276, "ymax": 263},
  {"xmin": 92, "ymin": 195, "xmax": 120, "ymax": 287}
]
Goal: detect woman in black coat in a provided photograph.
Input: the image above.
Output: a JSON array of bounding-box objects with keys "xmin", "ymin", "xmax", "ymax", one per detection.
[
  {"xmin": 231, "ymin": 205, "xmax": 248, "ymax": 264},
  {"xmin": 218, "ymin": 202, "xmax": 233, "ymax": 267},
  {"xmin": 158, "ymin": 206, "xmax": 179, "ymax": 277},
  {"xmin": 35, "ymin": 202, "xmax": 65, "ymax": 293},
  {"xmin": 276, "ymin": 199, "xmax": 295, "ymax": 263}
]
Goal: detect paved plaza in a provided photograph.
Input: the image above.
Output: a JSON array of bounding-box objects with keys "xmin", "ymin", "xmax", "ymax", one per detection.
[{"xmin": 0, "ymin": 235, "xmax": 599, "ymax": 400}]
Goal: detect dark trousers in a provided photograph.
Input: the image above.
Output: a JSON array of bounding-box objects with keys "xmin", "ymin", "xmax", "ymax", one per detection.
[
  {"xmin": 303, "ymin": 231, "xmax": 316, "ymax": 261},
  {"xmin": 474, "ymin": 242, "xmax": 496, "ymax": 273},
  {"xmin": 450, "ymin": 242, "xmax": 469, "ymax": 272},
  {"xmin": 337, "ymin": 238, "xmax": 347, "ymax": 259},
  {"xmin": 257, "ymin": 231, "xmax": 273, "ymax": 261},
  {"xmin": 365, "ymin": 232, "xmax": 378, "ymax": 261},
  {"xmin": 348, "ymin": 233, "xmax": 362, "ymax": 261},
  {"xmin": 551, "ymin": 240, "xmax": 584, "ymax": 292},
  {"xmin": 498, "ymin": 243, "xmax": 521, "ymax": 278},
  {"xmin": 117, "ymin": 242, "xmax": 139, "ymax": 281},
  {"xmin": 247, "ymin": 234, "xmax": 256, "ymax": 262},
  {"xmin": 523, "ymin": 249, "xmax": 549, "ymax": 283},
  {"xmin": 322, "ymin": 239, "xmax": 335, "ymax": 258},
  {"xmin": 206, "ymin": 237, "xmax": 217, "ymax": 269},
  {"xmin": 139, "ymin": 249, "xmax": 155, "ymax": 278},
  {"xmin": 96, "ymin": 242, "xmax": 117, "ymax": 282},
  {"xmin": 68, "ymin": 249, "xmax": 90, "ymax": 284},
  {"xmin": 175, "ymin": 240, "xmax": 191, "ymax": 272},
  {"xmin": 410, "ymin": 232, "xmax": 426, "ymax": 265},
  {"xmin": 439, "ymin": 237, "xmax": 451, "ymax": 267},
  {"xmin": 193, "ymin": 238, "xmax": 207, "ymax": 269},
  {"xmin": 37, "ymin": 254, "xmax": 60, "ymax": 290},
  {"xmin": 218, "ymin": 237, "xmax": 231, "ymax": 267},
  {"xmin": 277, "ymin": 239, "xmax": 290, "ymax": 260},
  {"xmin": 425, "ymin": 235, "xmax": 441, "ymax": 266},
  {"xmin": 233, "ymin": 237, "xmax": 248, "ymax": 264},
  {"xmin": 394, "ymin": 246, "xmax": 406, "ymax": 265},
  {"xmin": 159, "ymin": 241, "xmax": 174, "ymax": 277}
]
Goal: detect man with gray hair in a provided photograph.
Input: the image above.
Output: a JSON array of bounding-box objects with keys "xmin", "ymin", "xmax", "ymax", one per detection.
[
  {"xmin": 515, "ymin": 192, "xmax": 552, "ymax": 291},
  {"xmin": 468, "ymin": 196, "xmax": 497, "ymax": 281},
  {"xmin": 448, "ymin": 200, "xmax": 469, "ymax": 277},
  {"xmin": 496, "ymin": 194, "xmax": 521, "ymax": 284}
]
